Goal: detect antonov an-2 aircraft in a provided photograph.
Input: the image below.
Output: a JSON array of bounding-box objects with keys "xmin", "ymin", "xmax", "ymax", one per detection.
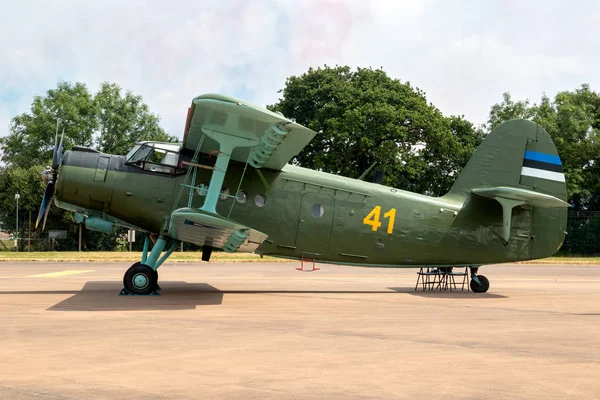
[{"xmin": 36, "ymin": 94, "xmax": 570, "ymax": 295}]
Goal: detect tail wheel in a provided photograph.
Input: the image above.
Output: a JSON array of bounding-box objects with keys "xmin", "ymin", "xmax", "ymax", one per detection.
[
  {"xmin": 123, "ymin": 263, "xmax": 158, "ymax": 295},
  {"xmin": 470, "ymin": 275, "xmax": 489, "ymax": 293}
]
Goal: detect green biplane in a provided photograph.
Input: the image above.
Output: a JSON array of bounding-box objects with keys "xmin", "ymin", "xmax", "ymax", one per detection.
[{"xmin": 36, "ymin": 94, "xmax": 570, "ymax": 295}]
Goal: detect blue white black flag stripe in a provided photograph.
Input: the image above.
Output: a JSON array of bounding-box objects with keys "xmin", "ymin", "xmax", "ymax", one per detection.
[{"xmin": 520, "ymin": 150, "xmax": 565, "ymax": 183}]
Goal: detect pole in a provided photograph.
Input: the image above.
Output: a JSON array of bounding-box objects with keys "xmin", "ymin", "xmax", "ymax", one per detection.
[
  {"xmin": 28, "ymin": 211, "xmax": 31, "ymax": 252},
  {"xmin": 15, "ymin": 193, "xmax": 19, "ymax": 252},
  {"xmin": 128, "ymin": 230, "xmax": 132, "ymax": 252},
  {"xmin": 78, "ymin": 224, "xmax": 82, "ymax": 252}
]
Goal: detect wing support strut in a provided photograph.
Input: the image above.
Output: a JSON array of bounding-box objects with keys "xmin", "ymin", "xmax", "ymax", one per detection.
[{"xmin": 199, "ymin": 128, "xmax": 257, "ymax": 214}]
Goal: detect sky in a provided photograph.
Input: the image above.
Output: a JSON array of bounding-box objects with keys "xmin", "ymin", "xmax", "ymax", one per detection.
[{"xmin": 1, "ymin": 0, "xmax": 599, "ymax": 139}]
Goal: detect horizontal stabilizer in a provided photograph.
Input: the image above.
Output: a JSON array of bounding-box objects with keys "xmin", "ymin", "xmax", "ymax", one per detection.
[
  {"xmin": 472, "ymin": 187, "xmax": 571, "ymax": 208},
  {"xmin": 168, "ymin": 208, "xmax": 268, "ymax": 253}
]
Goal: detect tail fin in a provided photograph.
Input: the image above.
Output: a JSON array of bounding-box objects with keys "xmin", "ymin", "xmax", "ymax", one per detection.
[
  {"xmin": 448, "ymin": 119, "xmax": 567, "ymax": 199},
  {"xmin": 446, "ymin": 119, "xmax": 569, "ymax": 259}
]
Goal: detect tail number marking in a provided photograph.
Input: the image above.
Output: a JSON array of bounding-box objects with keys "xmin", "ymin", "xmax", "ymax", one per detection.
[{"xmin": 363, "ymin": 206, "xmax": 396, "ymax": 234}]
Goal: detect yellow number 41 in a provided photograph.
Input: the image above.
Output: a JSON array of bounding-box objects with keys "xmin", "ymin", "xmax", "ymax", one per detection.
[{"xmin": 363, "ymin": 206, "xmax": 396, "ymax": 234}]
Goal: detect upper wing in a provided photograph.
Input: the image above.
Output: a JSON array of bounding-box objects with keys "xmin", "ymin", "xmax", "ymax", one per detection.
[
  {"xmin": 182, "ymin": 93, "xmax": 316, "ymax": 170},
  {"xmin": 168, "ymin": 207, "xmax": 268, "ymax": 253}
]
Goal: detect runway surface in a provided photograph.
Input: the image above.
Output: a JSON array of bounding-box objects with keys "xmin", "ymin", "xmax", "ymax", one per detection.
[{"xmin": 0, "ymin": 261, "xmax": 599, "ymax": 399}]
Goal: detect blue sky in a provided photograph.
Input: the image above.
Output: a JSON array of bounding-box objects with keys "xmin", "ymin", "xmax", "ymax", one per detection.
[{"xmin": 1, "ymin": 0, "xmax": 599, "ymax": 139}]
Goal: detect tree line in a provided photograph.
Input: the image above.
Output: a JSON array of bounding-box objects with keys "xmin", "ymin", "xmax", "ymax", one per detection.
[{"xmin": 1, "ymin": 66, "xmax": 598, "ymax": 253}]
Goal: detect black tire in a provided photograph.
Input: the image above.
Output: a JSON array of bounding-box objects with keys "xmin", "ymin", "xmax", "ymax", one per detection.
[
  {"xmin": 470, "ymin": 275, "xmax": 490, "ymax": 293},
  {"xmin": 129, "ymin": 261, "xmax": 158, "ymax": 281},
  {"xmin": 123, "ymin": 263, "xmax": 158, "ymax": 295}
]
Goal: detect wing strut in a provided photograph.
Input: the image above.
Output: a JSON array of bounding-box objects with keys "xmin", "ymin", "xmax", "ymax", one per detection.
[{"xmin": 199, "ymin": 128, "xmax": 257, "ymax": 214}]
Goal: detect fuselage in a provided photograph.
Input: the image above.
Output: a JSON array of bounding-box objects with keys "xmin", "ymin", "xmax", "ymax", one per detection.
[{"xmin": 55, "ymin": 148, "xmax": 564, "ymax": 267}]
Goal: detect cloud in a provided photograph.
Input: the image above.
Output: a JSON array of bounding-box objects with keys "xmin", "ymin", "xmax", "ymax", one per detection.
[{"xmin": 0, "ymin": 0, "xmax": 599, "ymax": 141}]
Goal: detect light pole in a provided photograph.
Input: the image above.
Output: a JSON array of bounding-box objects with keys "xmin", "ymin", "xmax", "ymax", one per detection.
[{"xmin": 15, "ymin": 193, "xmax": 20, "ymax": 252}]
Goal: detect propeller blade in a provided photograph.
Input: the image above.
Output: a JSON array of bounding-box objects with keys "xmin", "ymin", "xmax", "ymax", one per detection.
[
  {"xmin": 51, "ymin": 121, "xmax": 59, "ymax": 170},
  {"xmin": 53, "ymin": 128, "xmax": 65, "ymax": 170},
  {"xmin": 41, "ymin": 197, "xmax": 52, "ymax": 232},
  {"xmin": 35, "ymin": 182, "xmax": 55, "ymax": 229}
]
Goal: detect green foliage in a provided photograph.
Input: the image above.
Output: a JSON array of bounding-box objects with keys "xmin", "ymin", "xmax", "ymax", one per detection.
[
  {"xmin": 1, "ymin": 82, "xmax": 97, "ymax": 167},
  {"xmin": 268, "ymin": 65, "xmax": 484, "ymax": 195},
  {"xmin": 0, "ymin": 81, "xmax": 177, "ymax": 251},
  {"xmin": 561, "ymin": 212, "xmax": 600, "ymax": 255},
  {"xmin": 0, "ymin": 81, "xmax": 177, "ymax": 168},
  {"xmin": 95, "ymin": 82, "xmax": 177, "ymax": 155},
  {"xmin": 486, "ymin": 92, "xmax": 534, "ymax": 130},
  {"xmin": 487, "ymin": 85, "xmax": 600, "ymax": 210}
]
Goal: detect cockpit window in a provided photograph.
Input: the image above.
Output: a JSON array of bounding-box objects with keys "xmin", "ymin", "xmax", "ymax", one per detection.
[
  {"xmin": 125, "ymin": 144, "xmax": 141, "ymax": 160},
  {"xmin": 129, "ymin": 146, "xmax": 153, "ymax": 163},
  {"xmin": 125, "ymin": 142, "xmax": 183, "ymax": 175}
]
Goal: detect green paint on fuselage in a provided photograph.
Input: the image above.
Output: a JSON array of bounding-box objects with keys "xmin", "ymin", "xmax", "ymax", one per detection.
[{"xmin": 55, "ymin": 156, "xmax": 563, "ymax": 267}]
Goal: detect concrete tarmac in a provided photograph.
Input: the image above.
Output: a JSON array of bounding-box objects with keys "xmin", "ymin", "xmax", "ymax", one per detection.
[{"xmin": 0, "ymin": 262, "xmax": 599, "ymax": 399}]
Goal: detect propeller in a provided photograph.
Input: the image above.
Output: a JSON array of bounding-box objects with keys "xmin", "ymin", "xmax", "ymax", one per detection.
[{"xmin": 36, "ymin": 122, "xmax": 64, "ymax": 231}]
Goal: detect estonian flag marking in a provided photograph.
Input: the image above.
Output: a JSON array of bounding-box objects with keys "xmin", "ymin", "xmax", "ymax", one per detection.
[{"xmin": 521, "ymin": 151, "xmax": 565, "ymax": 182}]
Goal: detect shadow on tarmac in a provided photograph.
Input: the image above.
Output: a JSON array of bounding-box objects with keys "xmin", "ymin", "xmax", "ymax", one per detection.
[
  {"xmin": 0, "ymin": 281, "xmax": 507, "ymax": 311},
  {"xmin": 398, "ymin": 288, "xmax": 507, "ymax": 299},
  {"xmin": 47, "ymin": 281, "xmax": 224, "ymax": 311}
]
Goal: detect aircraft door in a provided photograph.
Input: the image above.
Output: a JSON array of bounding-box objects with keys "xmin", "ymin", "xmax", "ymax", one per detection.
[{"xmin": 296, "ymin": 193, "xmax": 335, "ymax": 255}]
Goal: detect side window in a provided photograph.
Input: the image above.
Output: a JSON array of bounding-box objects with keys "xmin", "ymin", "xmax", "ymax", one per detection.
[
  {"xmin": 129, "ymin": 146, "xmax": 152, "ymax": 163},
  {"xmin": 143, "ymin": 163, "xmax": 174, "ymax": 174},
  {"xmin": 311, "ymin": 204, "xmax": 324, "ymax": 218},
  {"xmin": 147, "ymin": 149, "xmax": 164, "ymax": 164},
  {"xmin": 161, "ymin": 152, "xmax": 179, "ymax": 166},
  {"xmin": 236, "ymin": 191, "xmax": 248, "ymax": 204},
  {"xmin": 219, "ymin": 187, "xmax": 230, "ymax": 200},
  {"xmin": 255, "ymin": 194, "xmax": 268, "ymax": 208}
]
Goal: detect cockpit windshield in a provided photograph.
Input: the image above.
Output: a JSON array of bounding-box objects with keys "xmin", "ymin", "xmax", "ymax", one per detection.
[{"xmin": 125, "ymin": 142, "xmax": 183, "ymax": 174}]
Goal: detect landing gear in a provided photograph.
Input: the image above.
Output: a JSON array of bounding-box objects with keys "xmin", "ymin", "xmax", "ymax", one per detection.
[
  {"xmin": 123, "ymin": 263, "xmax": 158, "ymax": 295},
  {"xmin": 469, "ymin": 267, "xmax": 489, "ymax": 293},
  {"xmin": 120, "ymin": 235, "xmax": 179, "ymax": 296}
]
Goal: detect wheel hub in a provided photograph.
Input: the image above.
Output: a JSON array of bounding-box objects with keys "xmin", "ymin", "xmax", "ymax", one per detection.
[{"xmin": 132, "ymin": 273, "xmax": 149, "ymax": 289}]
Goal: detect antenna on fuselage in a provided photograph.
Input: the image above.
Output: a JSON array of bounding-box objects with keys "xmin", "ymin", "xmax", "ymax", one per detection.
[{"xmin": 358, "ymin": 161, "xmax": 378, "ymax": 181}]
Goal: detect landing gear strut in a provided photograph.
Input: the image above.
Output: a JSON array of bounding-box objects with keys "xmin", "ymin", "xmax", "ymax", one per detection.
[
  {"xmin": 469, "ymin": 267, "xmax": 490, "ymax": 293},
  {"xmin": 120, "ymin": 235, "xmax": 179, "ymax": 296}
]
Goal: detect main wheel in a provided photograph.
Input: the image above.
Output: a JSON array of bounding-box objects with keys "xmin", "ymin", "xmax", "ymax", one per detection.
[
  {"xmin": 128, "ymin": 261, "xmax": 158, "ymax": 281},
  {"xmin": 123, "ymin": 263, "xmax": 158, "ymax": 295},
  {"xmin": 470, "ymin": 275, "xmax": 489, "ymax": 293}
]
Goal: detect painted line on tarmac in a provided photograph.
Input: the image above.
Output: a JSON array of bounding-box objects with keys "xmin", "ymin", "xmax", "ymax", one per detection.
[{"xmin": 27, "ymin": 270, "xmax": 95, "ymax": 278}]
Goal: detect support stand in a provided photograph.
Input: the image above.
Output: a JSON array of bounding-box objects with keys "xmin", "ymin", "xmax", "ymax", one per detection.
[{"xmin": 296, "ymin": 255, "xmax": 320, "ymax": 271}]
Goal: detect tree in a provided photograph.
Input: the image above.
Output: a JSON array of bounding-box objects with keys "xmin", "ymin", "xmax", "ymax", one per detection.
[
  {"xmin": 268, "ymin": 65, "xmax": 483, "ymax": 195},
  {"xmin": 486, "ymin": 92, "xmax": 534, "ymax": 131},
  {"xmin": 0, "ymin": 81, "xmax": 177, "ymax": 168},
  {"xmin": 95, "ymin": 82, "xmax": 177, "ymax": 155},
  {"xmin": 1, "ymin": 82, "xmax": 97, "ymax": 168}
]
